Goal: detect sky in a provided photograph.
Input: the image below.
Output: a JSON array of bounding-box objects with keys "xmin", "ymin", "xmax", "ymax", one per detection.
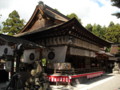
[{"xmin": 0, "ymin": 0, "xmax": 119, "ymax": 27}]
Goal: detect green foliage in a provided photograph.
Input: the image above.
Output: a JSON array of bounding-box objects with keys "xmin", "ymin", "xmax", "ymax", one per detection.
[
  {"xmin": 111, "ymin": 0, "xmax": 120, "ymax": 18},
  {"xmin": 85, "ymin": 21, "xmax": 120, "ymax": 44},
  {"xmin": 0, "ymin": 26, "xmax": 1, "ymax": 34},
  {"xmin": 105, "ymin": 22, "xmax": 120, "ymax": 43},
  {"xmin": 105, "ymin": 47, "xmax": 110, "ymax": 52},
  {"xmin": 92, "ymin": 24, "xmax": 106, "ymax": 39},
  {"xmin": 85, "ymin": 24, "xmax": 107, "ymax": 40},
  {"xmin": 54, "ymin": 8, "xmax": 59, "ymax": 12},
  {"xmin": 109, "ymin": 21, "xmax": 115, "ymax": 27},
  {"xmin": 67, "ymin": 13, "xmax": 81, "ymax": 23},
  {"xmin": 2, "ymin": 10, "xmax": 24, "ymax": 35},
  {"xmin": 86, "ymin": 24, "xmax": 93, "ymax": 31},
  {"xmin": 0, "ymin": 14, "xmax": 2, "ymax": 34}
]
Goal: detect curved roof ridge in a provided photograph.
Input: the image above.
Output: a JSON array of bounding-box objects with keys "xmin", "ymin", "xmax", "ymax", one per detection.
[{"xmin": 20, "ymin": 2, "xmax": 69, "ymax": 33}]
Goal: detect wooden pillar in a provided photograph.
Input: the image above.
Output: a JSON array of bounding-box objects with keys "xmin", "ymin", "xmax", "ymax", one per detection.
[
  {"xmin": 11, "ymin": 57, "xmax": 14, "ymax": 79},
  {"xmin": 16, "ymin": 55, "xmax": 21, "ymax": 73},
  {"xmin": 85, "ymin": 57, "xmax": 91, "ymax": 70}
]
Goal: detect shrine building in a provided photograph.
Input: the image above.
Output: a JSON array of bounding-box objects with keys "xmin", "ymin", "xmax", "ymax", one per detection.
[{"xmin": 15, "ymin": 2, "xmax": 113, "ymax": 74}]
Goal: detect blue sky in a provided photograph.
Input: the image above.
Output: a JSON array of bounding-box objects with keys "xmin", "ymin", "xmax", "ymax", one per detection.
[
  {"xmin": 0, "ymin": 0, "xmax": 119, "ymax": 27},
  {"xmin": 94, "ymin": 0, "xmax": 104, "ymax": 7}
]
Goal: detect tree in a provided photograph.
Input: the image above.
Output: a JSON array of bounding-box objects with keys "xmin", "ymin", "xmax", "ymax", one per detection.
[
  {"xmin": 0, "ymin": 25, "xmax": 1, "ymax": 33},
  {"xmin": 0, "ymin": 14, "xmax": 2, "ymax": 33},
  {"xmin": 54, "ymin": 8, "xmax": 59, "ymax": 12},
  {"xmin": 109, "ymin": 21, "xmax": 115, "ymax": 27},
  {"xmin": 0, "ymin": 26, "xmax": 1, "ymax": 34},
  {"xmin": 111, "ymin": 0, "xmax": 120, "ymax": 8},
  {"xmin": 86, "ymin": 24, "xmax": 93, "ymax": 31},
  {"xmin": 102, "ymin": 26, "xmax": 107, "ymax": 40},
  {"xmin": 105, "ymin": 23, "xmax": 120, "ymax": 43},
  {"xmin": 2, "ymin": 10, "xmax": 24, "ymax": 35},
  {"xmin": 111, "ymin": 0, "xmax": 120, "ymax": 18},
  {"xmin": 67, "ymin": 13, "xmax": 81, "ymax": 23},
  {"xmin": 92, "ymin": 24, "xmax": 106, "ymax": 39}
]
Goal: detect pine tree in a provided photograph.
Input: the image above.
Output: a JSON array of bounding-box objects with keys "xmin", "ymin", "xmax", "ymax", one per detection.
[
  {"xmin": 111, "ymin": 0, "xmax": 120, "ymax": 18},
  {"xmin": 0, "ymin": 14, "xmax": 2, "ymax": 34},
  {"xmin": 2, "ymin": 10, "xmax": 24, "ymax": 35}
]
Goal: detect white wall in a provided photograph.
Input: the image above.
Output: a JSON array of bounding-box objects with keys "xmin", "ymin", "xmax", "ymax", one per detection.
[{"xmin": 42, "ymin": 46, "xmax": 68, "ymax": 63}]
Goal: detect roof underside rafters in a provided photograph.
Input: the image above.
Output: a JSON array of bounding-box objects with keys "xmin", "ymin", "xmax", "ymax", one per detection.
[{"xmin": 68, "ymin": 19, "xmax": 110, "ymax": 47}]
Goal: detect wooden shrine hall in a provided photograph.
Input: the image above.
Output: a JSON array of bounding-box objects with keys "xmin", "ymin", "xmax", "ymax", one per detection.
[{"xmin": 15, "ymin": 2, "xmax": 112, "ymax": 78}]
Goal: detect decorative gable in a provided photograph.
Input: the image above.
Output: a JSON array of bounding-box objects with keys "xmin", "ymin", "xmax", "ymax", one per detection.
[{"xmin": 20, "ymin": 1, "xmax": 69, "ymax": 33}]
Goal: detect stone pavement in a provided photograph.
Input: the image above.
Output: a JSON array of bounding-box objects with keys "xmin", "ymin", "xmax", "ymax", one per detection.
[
  {"xmin": 88, "ymin": 74, "xmax": 120, "ymax": 90},
  {"xmin": 50, "ymin": 73, "xmax": 120, "ymax": 90},
  {"xmin": 1, "ymin": 73, "xmax": 120, "ymax": 90},
  {"xmin": 0, "ymin": 82, "xmax": 8, "ymax": 90}
]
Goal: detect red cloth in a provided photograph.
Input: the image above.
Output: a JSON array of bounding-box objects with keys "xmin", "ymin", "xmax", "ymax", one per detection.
[{"xmin": 48, "ymin": 71, "xmax": 104, "ymax": 82}]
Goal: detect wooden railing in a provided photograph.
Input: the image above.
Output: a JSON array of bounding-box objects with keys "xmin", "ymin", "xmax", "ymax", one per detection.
[{"xmin": 46, "ymin": 67, "xmax": 104, "ymax": 75}]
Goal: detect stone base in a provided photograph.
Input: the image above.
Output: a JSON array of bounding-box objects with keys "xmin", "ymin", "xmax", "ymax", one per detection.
[{"xmin": 113, "ymin": 71, "xmax": 120, "ymax": 74}]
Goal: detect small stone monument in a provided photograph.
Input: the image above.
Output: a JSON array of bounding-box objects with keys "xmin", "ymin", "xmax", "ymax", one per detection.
[{"xmin": 112, "ymin": 62, "xmax": 120, "ymax": 74}]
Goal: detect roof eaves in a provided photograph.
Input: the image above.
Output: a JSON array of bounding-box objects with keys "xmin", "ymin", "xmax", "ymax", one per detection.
[
  {"xmin": 72, "ymin": 18, "xmax": 111, "ymax": 46},
  {"xmin": 0, "ymin": 34, "xmax": 43, "ymax": 48}
]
